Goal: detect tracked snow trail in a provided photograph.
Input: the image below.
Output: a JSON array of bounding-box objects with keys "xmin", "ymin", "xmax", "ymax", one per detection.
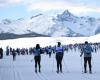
[{"xmin": 0, "ymin": 49, "xmax": 100, "ymax": 80}]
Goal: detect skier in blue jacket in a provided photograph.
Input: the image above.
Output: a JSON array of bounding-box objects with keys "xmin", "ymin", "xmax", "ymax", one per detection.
[
  {"xmin": 55, "ymin": 42, "xmax": 64, "ymax": 73},
  {"xmin": 34, "ymin": 44, "xmax": 42, "ymax": 73},
  {"xmin": 80, "ymin": 41, "xmax": 93, "ymax": 73}
]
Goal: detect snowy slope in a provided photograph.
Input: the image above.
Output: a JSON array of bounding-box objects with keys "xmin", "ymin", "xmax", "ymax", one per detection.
[
  {"xmin": 0, "ymin": 10, "xmax": 100, "ymax": 37},
  {"xmin": 0, "ymin": 36, "xmax": 100, "ymax": 80},
  {"xmin": 0, "ymin": 34, "xmax": 100, "ymax": 49}
]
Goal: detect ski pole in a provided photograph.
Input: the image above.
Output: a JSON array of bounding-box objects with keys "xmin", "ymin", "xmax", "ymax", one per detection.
[
  {"xmin": 52, "ymin": 53, "xmax": 55, "ymax": 72},
  {"xmin": 81, "ymin": 56, "xmax": 83, "ymax": 72},
  {"xmin": 91, "ymin": 57, "xmax": 96, "ymax": 73},
  {"xmin": 63, "ymin": 58, "xmax": 69, "ymax": 73}
]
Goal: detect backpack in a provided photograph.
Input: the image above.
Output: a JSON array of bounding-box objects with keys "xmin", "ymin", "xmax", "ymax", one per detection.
[
  {"xmin": 34, "ymin": 48, "xmax": 41, "ymax": 56},
  {"xmin": 84, "ymin": 45, "xmax": 93, "ymax": 54}
]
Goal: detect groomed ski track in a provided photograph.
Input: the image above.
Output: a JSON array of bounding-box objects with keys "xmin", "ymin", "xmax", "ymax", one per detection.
[{"xmin": 0, "ymin": 49, "xmax": 100, "ymax": 80}]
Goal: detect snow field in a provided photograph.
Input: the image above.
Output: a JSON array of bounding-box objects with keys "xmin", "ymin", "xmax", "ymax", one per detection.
[{"xmin": 0, "ymin": 48, "xmax": 100, "ymax": 80}]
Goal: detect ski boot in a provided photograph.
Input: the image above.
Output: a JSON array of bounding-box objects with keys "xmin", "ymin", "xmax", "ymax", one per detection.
[
  {"xmin": 35, "ymin": 69, "xmax": 37, "ymax": 73},
  {"xmin": 39, "ymin": 69, "xmax": 41, "ymax": 73},
  {"xmin": 89, "ymin": 70, "xmax": 92, "ymax": 74},
  {"xmin": 84, "ymin": 70, "xmax": 87, "ymax": 73},
  {"xmin": 56, "ymin": 70, "xmax": 59, "ymax": 73}
]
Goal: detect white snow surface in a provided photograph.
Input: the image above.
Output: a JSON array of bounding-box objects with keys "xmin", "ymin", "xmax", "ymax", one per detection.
[
  {"xmin": 0, "ymin": 34, "xmax": 100, "ymax": 80},
  {"xmin": 0, "ymin": 49, "xmax": 100, "ymax": 80},
  {"xmin": 0, "ymin": 34, "xmax": 100, "ymax": 49}
]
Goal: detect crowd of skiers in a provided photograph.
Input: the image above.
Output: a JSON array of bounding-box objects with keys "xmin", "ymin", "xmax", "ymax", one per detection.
[{"xmin": 0, "ymin": 41, "xmax": 100, "ymax": 74}]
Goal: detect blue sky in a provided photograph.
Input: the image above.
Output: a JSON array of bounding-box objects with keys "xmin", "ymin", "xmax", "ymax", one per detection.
[{"xmin": 0, "ymin": 0, "xmax": 100, "ymax": 20}]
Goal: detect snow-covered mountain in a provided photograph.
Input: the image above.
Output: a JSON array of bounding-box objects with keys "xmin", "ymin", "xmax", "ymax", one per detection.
[
  {"xmin": 0, "ymin": 10, "xmax": 100, "ymax": 37},
  {"xmin": 48, "ymin": 10, "xmax": 100, "ymax": 37}
]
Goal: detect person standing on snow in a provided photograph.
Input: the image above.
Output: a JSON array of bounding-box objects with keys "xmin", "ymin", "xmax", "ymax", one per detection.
[
  {"xmin": 48, "ymin": 46, "xmax": 52, "ymax": 58},
  {"xmin": 12, "ymin": 49, "xmax": 16, "ymax": 61},
  {"xmin": 55, "ymin": 42, "xmax": 64, "ymax": 73},
  {"xmin": 80, "ymin": 41, "xmax": 93, "ymax": 73},
  {"xmin": 0, "ymin": 48, "xmax": 3, "ymax": 59},
  {"xmin": 33, "ymin": 44, "xmax": 42, "ymax": 73}
]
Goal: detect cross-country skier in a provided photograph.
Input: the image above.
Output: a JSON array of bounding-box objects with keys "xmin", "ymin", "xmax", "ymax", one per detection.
[
  {"xmin": 0, "ymin": 48, "xmax": 3, "ymax": 59},
  {"xmin": 6, "ymin": 46, "xmax": 9, "ymax": 56},
  {"xmin": 48, "ymin": 46, "xmax": 52, "ymax": 58},
  {"xmin": 80, "ymin": 41, "xmax": 93, "ymax": 74},
  {"xmin": 55, "ymin": 42, "xmax": 64, "ymax": 73},
  {"xmin": 33, "ymin": 44, "xmax": 42, "ymax": 73},
  {"xmin": 12, "ymin": 49, "xmax": 16, "ymax": 61}
]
